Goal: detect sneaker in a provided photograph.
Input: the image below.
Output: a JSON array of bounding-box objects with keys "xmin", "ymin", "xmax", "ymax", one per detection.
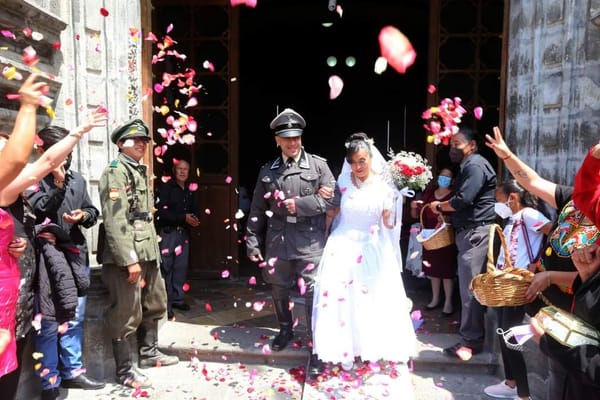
[
  {"xmin": 484, "ymin": 381, "xmax": 518, "ymax": 398},
  {"xmin": 341, "ymin": 361, "xmax": 354, "ymax": 371}
]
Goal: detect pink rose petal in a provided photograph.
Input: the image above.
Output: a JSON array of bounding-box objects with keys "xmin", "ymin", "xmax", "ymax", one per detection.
[
  {"xmin": 378, "ymin": 26, "xmax": 416, "ymax": 74},
  {"xmin": 474, "ymin": 106, "xmax": 483, "ymax": 120},
  {"xmin": 328, "ymin": 75, "xmax": 344, "ymax": 100}
]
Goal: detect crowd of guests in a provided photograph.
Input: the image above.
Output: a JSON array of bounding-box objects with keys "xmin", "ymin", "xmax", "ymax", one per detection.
[{"xmin": 1, "ymin": 74, "xmax": 600, "ymax": 400}]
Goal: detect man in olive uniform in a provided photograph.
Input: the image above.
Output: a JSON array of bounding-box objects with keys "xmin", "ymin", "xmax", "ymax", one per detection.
[
  {"xmin": 98, "ymin": 119, "xmax": 178, "ymax": 389},
  {"xmin": 245, "ymin": 108, "xmax": 338, "ymax": 377}
]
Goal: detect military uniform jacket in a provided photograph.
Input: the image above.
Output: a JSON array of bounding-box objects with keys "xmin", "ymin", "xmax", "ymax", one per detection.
[
  {"xmin": 245, "ymin": 150, "xmax": 338, "ymax": 260},
  {"xmin": 98, "ymin": 152, "xmax": 160, "ymax": 267}
]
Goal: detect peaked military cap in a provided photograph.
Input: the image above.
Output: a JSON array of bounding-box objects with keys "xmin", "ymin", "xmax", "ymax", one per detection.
[
  {"xmin": 270, "ymin": 108, "xmax": 306, "ymax": 138},
  {"xmin": 110, "ymin": 118, "xmax": 151, "ymax": 144}
]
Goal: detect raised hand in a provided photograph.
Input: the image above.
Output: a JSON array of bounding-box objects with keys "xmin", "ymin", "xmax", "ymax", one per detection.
[{"xmin": 484, "ymin": 126, "xmax": 513, "ymax": 160}]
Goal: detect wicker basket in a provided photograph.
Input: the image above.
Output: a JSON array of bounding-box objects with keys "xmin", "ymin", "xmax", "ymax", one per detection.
[
  {"xmin": 469, "ymin": 224, "xmax": 535, "ymax": 307},
  {"xmin": 416, "ymin": 205, "xmax": 455, "ymax": 250}
]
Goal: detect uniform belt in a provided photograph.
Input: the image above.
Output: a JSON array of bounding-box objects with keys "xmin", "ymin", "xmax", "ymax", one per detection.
[
  {"xmin": 455, "ymin": 221, "xmax": 493, "ymax": 234},
  {"xmin": 274, "ymin": 215, "xmax": 307, "ymax": 224}
]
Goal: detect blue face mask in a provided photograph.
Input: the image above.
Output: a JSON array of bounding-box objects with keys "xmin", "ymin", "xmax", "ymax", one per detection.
[{"xmin": 437, "ymin": 175, "xmax": 452, "ymax": 188}]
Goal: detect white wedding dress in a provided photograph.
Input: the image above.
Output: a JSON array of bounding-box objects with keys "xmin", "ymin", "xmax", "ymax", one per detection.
[{"xmin": 311, "ymin": 170, "xmax": 417, "ymax": 366}]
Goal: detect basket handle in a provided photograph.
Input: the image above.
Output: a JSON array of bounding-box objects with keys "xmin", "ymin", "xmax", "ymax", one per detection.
[
  {"xmin": 486, "ymin": 223, "xmax": 513, "ymax": 273},
  {"xmin": 420, "ymin": 203, "xmax": 447, "ymax": 227}
]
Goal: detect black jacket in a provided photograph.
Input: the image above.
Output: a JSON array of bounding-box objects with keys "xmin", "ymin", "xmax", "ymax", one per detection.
[
  {"xmin": 34, "ymin": 223, "xmax": 89, "ymax": 323},
  {"xmin": 27, "ymin": 170, "xmax": 99, "ymax": 266}
]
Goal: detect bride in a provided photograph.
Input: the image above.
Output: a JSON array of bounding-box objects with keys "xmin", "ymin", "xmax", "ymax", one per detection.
[{"xmin": 311, "ymin": 132, "xmax": 417, "ymax": 379}]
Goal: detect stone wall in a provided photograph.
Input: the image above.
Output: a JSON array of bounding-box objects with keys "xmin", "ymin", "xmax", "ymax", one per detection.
[
  {"xmin": 505, "ymin": 0, "xmax": 600, "ymax": 185},
  {"xmin": 0, "ymin": 1, "xmax": 145, "ymax": 399}
]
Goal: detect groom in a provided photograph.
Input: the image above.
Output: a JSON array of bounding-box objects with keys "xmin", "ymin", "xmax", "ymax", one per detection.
[{"xmin": 245, "ymin": 108, "xmax": 338, "ymax": 377}]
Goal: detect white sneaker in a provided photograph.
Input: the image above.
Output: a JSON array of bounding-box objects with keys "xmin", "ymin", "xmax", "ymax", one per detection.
[
  {"xmin": 484, "ymin": 381, "xmax": 518, "ymax": 398},
  {"xmin": 341, "ymin": 361, "xmax": 354, "ymax": 371}
]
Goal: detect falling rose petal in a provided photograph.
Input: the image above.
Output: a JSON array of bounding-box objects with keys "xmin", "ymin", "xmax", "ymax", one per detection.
[
  {"xmin": 378, "ymin": 25, "xmax": 416, "ymax": 74},
  {"xmin": 221, "ymin": 270, "xmax": 230, "ymax": 279},
  {"xmin": 328, "ymin": 75, "xmax": 344, "ymax": 100},
  {"xmin": 428, "ymin": 84, "xmax": 437, "ymax": 94},
  {"xmin": 174, "ymin": 245, "xmax": 183, "ymax": 256},
  {"xmin": 1, "ymin": 30, "xmax": 16, "ymax": 39},
  {"xmin": 153, "ymin": 83, "xmax": 164, "ymax": 93},
  {"xmin": 205, "ymin": 303, "xmax": 213, "ymax": 312},
  {"xmin": 184, "ymin": 97, "xmax": 198, "ymax": 108},
  {"xmin": 213, "ymin": 331, "xmax": 219, "ymax": 340},
  {"xmin": 248, "ymin": 276, "xmax": 257, "ymax": 285},
  {"xmin": 304, "ymin": 262, "xmax": 315, "ymax": 271},
  {"xmin": 422, "ymin": 260, "xmax": 431, "ymax": 268},
  {"xmin": 262, "ymin": 344, "xmax": 271, "ymax": 354},
  {"xmin": 297, "ymin": 277, "xmax": 306, "ymax": 296},
  {"xmin": 410, "ymin": 251, "xmax": 420, "ymax": 260},
  {"xmin": 225, "ymin": 176, "xmax": 233, "ymax": 184},
  {"xmin": 374, "ymin": 56, "xmax": 388, "ymax": 74},
  {"xmin": 52, "ymin": 42, "xmax": 61, "ymax": 50},
  {"xmin": 265, "ymin": 210, "xmax": 274, "ymax": 218},
  {"xmin": 253, "ymin": 301, "xmax": 265, "ymax": 312},
  {"xmin": 474, "ymin": 106, "xmax": 483, "ymax": 120},
  {"xmin": 411, "ymin": 310, "xmax": 422, "ymax": 321},
  {"xmin": 100, "ymin": 7, "xmax": 109, "ymax": 16},
  {"xmin": 356, "ymin": 255, "xmax": 363, "ymax": 263},
  {"xmin": 65, "ymin": 98, "xmax": 73, "ymax": 106},
  {"xmin": 204, "ymin": 208, "xmax": 211, "ymax": 215},
  {"xmin": 22, "ymin": 46, "xmax": 39, "ymax": 66},
  {"xmin": 235, "ymin": 209, "xmax": 245, "ymax": 219},
  {"xmin": 166, "ymin": 23, "xmax": 174, "ymax": 33},
  {"xmin": 32, "ymin": 313, "xmax": 42, "ymax": 331},
  {"xmin": 188, "ymin": 182, "xmax": 198, "ymax": 191},
  {"xmin": 57, "ymin": 322, "xmax": 69, "ymax": 334},
  {"xmin": 267, "ymin": 257, "xmax": 278, "ymax": 267},
  {"xmin": 202, "ymin": 60, "xmax": 215, "ymax": 72},
  {"xmin": 336, "ymin": 4, "xmax": 343, "ymax": 17},
  {"xmin": 182, "ymin": 282, "xmax": 190, "ymax": 292}
]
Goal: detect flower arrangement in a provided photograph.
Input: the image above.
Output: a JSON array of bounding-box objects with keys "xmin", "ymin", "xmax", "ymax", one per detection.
[
  {"xmin": 422, "ymin": 97, "xmax": 467, "ymax": 145},
  {"xmin": 387, "ymin": 149, "xmax": 433, "ymax": 192}
]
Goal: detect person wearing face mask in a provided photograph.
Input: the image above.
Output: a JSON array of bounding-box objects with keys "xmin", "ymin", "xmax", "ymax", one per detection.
[
  {"xmin": 429, "ymin": 126, "xmax": 497, "ymax": 360},
  {"xmin": 410, "ymin": 167, "xmax": 458, "ymax": 317},
  {"xmin": 484, "ymin": 180, "xmax": 552, "ymax": 400},
  {"xmin": 26, "ymin": 125, "xmax": 105, "ymax": 393}
]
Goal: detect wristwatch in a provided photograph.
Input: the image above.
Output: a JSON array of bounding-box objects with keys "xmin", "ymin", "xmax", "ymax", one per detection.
[{"xmin": 436, "ymin": 203, "xmax": 442, "ymax": 212}]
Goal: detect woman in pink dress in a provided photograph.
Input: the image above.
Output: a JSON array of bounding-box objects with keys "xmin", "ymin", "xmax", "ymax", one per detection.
[{"xmin": 0, "ymin": 73, "xmax": 47, "ymax": 382}]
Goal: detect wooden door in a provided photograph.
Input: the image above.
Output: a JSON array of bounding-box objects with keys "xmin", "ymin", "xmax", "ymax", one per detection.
[{"xmin": 151, "ymin": 0, "xmax": 240, "ymax": 277}]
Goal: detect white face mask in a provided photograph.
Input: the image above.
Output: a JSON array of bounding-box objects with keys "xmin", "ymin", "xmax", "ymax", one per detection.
[{"xmin": 494, "ymin": 202, "xmax": 513, "ymax": 219}]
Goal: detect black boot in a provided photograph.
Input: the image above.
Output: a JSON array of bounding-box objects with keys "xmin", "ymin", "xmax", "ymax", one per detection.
[
  {"xmin": 41, "ymin": 388, "xmax": 59, "ymax": 400},
  {"xmin": 272, "ymin": 298, "xmax": 294, "ymax": 351},
  {"xmin": 308, "ymin": 354, "xmax": 324, "ymax": 378},
  {"xmin": 112, "ymin": 338, "xmax": 152, "ymax": 388},
  {"xmin": 137, "ymin": 321, "xmax": 179, "ymax": 369}
]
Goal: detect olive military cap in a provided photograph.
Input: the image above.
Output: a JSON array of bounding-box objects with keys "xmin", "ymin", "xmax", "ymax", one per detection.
[
  {"xmin": 269, "ymin": 108, "xmax": 306, "ymax": 138},
  {"xmin": 110, "ymin": 118, "xmax": 151, "ymax": 144}
]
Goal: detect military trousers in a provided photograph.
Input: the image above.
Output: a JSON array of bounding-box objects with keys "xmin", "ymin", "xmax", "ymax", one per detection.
[{"xmin": 101, "ymin": 260, "xmax": 167, "ymax": 340}]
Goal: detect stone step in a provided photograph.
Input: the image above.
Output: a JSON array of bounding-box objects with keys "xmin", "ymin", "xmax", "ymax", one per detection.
[{"xmin": 157, "ymin": 321, "xmax": 500, "ymax": 375}]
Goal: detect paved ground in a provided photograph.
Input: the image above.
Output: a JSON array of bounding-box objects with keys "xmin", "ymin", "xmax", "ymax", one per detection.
[{"xmin": 54, "ymin": 274, "xmax": 505, "ymax": 399}]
